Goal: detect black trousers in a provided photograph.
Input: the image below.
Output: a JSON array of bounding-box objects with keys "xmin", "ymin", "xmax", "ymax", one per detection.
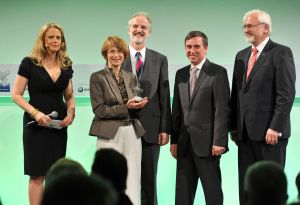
[
  {"xmin": 141, "ymin": 140, "xmax": 160, "ymax": 205},
  {"xmin": 175, "ymin": 140, "xmax": 223, "ymax": 205},
  {"xmin": 238, "ymin": 126, "xmax": 288, "ymax": 205}
]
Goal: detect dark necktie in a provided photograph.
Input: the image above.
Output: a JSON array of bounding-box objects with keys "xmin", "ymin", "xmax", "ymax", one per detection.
[
  {"xmin": 135, "ymin": 52, "xmax": 143, "ymax": 81},
  {"xmin": 190, "ymin": 67, "xmax": 198, "ymax": 97},
  {"xmin": 246, "ymin": 47, "xmax": 258, "ymax": 80}
]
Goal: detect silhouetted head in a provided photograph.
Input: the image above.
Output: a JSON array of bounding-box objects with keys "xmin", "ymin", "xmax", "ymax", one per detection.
[
  {"xmin": 42, "ymin": 174, "xmax": 117, "ymax": 205},
  {"xmin": 92, "ymin": 148, "xmax": 128, "ymax": 191},
  {"xmin": 45, "ymin": 158, "xmax": 87, "ymax": 187},
  {"xmin": 244, "ymin": 160, "xmax": 288, "ymax": 205},
  {"xmin": 296, "ymin": 172, "xmax": 300, "ymax": 199}
]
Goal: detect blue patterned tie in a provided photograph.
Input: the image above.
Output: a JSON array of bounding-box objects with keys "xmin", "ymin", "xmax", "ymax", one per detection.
[{"xmin": 135, "ymin": 52, "xmax": 143, "ymax": 81}]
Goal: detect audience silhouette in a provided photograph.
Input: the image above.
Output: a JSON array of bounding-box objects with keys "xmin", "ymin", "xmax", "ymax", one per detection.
[
  {"xmin": 45, "ymin": 158, "xmax": 87, "ymax": 187},
  {"xmin": 244, "ymin": 160, "xmax": 288, "ymax": 205},
  {"xmin": 92, "ymin": 148, "xmax": 133, "ymax": 205},
  {"xmin": 42, "ymin": 174, "xmax": 116, "ymax": 205},
  {"xmin": 289, "ymin": 171, "xmax": 300, "ymax": 205}
]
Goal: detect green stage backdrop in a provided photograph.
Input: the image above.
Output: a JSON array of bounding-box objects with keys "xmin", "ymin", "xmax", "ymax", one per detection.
[{"xmin": 0, "ymin": 0, "xmax": 299, "ymax": 204}]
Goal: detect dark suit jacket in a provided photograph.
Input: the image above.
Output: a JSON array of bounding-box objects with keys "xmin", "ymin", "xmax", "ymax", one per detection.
[
  {"xmin": 230, "ymin": 39, "xmax": 296, "ymax": 141},
  {"xmin": 89, "ymin": 67, "xmax": 145, "ymax": 139},
  {"xmin": 123, "ymin": 48, "xmax": 172, "ymax": 143},
  {"xmin": 171, "ymin": 59, "xmax": 230, "ymax": 157}
]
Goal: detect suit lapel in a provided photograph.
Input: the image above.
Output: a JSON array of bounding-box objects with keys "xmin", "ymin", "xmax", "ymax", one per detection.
[
  {"xmin": 189, "ymin": 60, "xmax": 209, "ymax": 104},
  {"xmin": 140, "ymin": 49, "xmax": 157, "ymax": 97},
  {"xmin": 122, "ymin": 70, "xmax": 134, "ymax": 100},
  {"xmin": 104, "ymin": 68, "xmax": 123, "ymax": 104},
  {"xmin": 123, "ymin": 49, "xmax": 152, "ymax": 84},
  {"xmin": 123, "ymin": 57, "xmax": 132, "ymax": 73},
  {"xmin": 245, "ymin": 40, "xmax": 273, "ymax": 87},
  {"xmin": 243, "ymin": 47, "xmax": 252, "ymax": 80},
  {"xmin": 143, "ymin": 49, "xmax": 157, "ymax": 80},
  {"xmin": 178, "ymin": 66, "xmax": 190, "ymax": 107}
]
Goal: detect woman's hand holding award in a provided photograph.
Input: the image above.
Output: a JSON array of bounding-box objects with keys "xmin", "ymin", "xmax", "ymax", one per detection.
[
  {"xmin": 132, "ymin": 85, "xmax": 143, "ymax": 102},
  {"xmin": 127, "ymin": 85, "xmax": 148, "ymax": 109}
]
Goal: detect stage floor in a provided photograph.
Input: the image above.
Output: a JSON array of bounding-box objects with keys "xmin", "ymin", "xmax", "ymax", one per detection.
[{"xmin": 0, "ymin": 97, "xmax": 299, "ymax": 205}]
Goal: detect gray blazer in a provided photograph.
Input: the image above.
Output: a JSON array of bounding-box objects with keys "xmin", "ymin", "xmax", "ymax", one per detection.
[
  {"xmin": 171, "ymin": 59, "xmax": 230, "ymax": 157},
  {"xmin": 89, "ymin": 67, "xmax": 145, "ymax": 139},
  {"xmin": 122, "ymin": 48, "xmax": 172, "ymax": 143}
]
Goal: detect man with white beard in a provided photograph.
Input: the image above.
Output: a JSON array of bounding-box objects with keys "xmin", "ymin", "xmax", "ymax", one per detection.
[{"xmin": 229, "ymin": 9, "xmax": 296, "ymax": 205}]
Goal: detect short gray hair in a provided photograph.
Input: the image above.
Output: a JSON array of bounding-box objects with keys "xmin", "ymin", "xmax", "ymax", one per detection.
[
  {"xmin": 128, "ymin": 11, "xmax": 152, "ymax": 31},
  {"xmin": 243, "ymin": 9, "xmax": 272, "ymax": 35}
]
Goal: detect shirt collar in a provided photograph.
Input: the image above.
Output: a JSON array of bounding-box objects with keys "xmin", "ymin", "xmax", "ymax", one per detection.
[
  {"xmin": 190, "ymin": 58, "xmax": 206, "ymax": 71},
  {"xmin": 129, "ymin": 46, "xmax": 146, "ymax": 59},
  {"xmin": 253, "ymin": 36, "xmax": 269, "ymax": 53}
]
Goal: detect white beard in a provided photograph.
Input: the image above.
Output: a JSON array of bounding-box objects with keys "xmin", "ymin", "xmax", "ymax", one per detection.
[{"xmin": 245, "ymin": 35, "xmax": 254, "ymax": 43}]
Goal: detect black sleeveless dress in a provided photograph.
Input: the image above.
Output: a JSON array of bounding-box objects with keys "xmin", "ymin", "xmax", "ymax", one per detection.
[{"xmin": 18, "ymin": 57, "xmax": 73, "ymax": 176}]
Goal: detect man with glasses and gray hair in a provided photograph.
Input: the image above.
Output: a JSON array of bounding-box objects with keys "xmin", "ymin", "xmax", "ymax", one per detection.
[
  {"xmin": 123, "ymin": 12, "xmax": 172, "ymax": 205},
  {"xmin": 230, "ymin": 9, "xmax": 296, "ymax": 205}
]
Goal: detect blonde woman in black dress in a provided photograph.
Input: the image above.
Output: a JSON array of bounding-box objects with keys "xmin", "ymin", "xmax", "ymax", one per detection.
[{"xmin": 12, "ymin": 23, "xmax": 75, "ymax": 205}]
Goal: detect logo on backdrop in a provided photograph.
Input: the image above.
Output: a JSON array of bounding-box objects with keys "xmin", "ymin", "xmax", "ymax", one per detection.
[
  {"xmin": 0, "ymin": 70, "xmax": 10, "ymax": 92},
  {"xmin": 76, "ymin": 84, "xmax": 89, "ymax": 95}
]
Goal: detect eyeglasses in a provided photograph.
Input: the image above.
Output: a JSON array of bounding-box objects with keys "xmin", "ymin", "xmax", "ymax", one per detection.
[
  {"xmin": 242, "ymin": 23, "xmax": 264, "ymax": 30},
  {"xmin": 130, "ymin": 24, "xmax": 149, "ymax": 31}
]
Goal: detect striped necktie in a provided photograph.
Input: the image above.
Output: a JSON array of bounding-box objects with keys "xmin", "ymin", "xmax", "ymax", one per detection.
[{"xmin": 135, "ymin": 52, "xmax": 143, "ymax": 81}]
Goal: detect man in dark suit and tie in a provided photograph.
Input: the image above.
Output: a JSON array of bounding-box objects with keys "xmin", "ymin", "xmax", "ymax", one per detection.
[
  {"xmin": 122, "ymin": 12, "xmax": 172, "ymax": 205},
  {"xmin": 171, "ymin": 30, "xmax": 230, "ymax": 205},
  {"xmin": 230, "ymin": 9, "xmax": 296, "ymax": 205}
]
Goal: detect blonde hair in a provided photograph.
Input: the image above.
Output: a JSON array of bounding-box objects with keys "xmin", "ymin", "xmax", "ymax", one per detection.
[
  {"xmin": 29, "ymin": 23, "xmax": 72, "ymax": 69},
  {"xmin": 101, "ymin": 36, "xmax": 129, "ymax": 61}
]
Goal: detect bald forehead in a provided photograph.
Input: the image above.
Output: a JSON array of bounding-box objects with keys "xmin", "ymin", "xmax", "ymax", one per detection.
[
  {"xmin": 244, "ymin": 11, "xmax": 261, "ymax": 21},
  {"xmin": 246, "ymin": 12, "xmax": 258, "ymax": 19},
  {"xmin": 244, "ymin": 12, "xmax": 260, "ymax": 23}
]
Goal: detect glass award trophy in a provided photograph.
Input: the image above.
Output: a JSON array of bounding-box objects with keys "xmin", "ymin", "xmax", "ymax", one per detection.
[{"xmin": 132, "ymin": 85, "xmax": 143, "ymax": 102}]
